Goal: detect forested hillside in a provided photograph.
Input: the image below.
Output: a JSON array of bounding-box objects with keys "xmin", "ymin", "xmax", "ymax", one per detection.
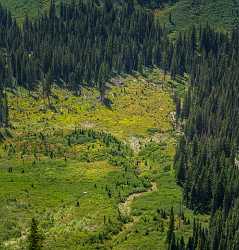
[
  {"xmin": 0, "ymin": 0, "xmax": 187, "ymax": 114},
  {"xmin": 0, "ymin": 0, "xmax": 175, "ymax": 20},
  {"xmin": 174, "ymin": 26, "xmax": 239, "ymax": 249},
  {"xmin": 2, "ymin": 0, "xmax": 239, "ymax": 33},
  {"xmin": 0, "ymin": 0, "xmax": 239, "ymax": 249},
  {"xmin": 0, "ymin": 1, "xmax": 203, "ymax": 249}
]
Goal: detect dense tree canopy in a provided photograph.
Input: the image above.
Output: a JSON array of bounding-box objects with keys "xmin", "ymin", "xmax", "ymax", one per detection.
[
  {"xmin": 174, "ymin": 25, "xmax": 239, "ymax": 249},
  {"xmin": 0, "ymin": 0, "xmax": 177, "ymax": 102}
]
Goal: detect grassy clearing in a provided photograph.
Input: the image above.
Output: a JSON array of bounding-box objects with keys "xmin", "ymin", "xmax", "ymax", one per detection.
[
  {"xmin": 108, "ymin": 134, "xmax": 209, "ymax": 250},
  {"xmin": 0, "ymin": 0, "xmax": 56, "ymax": 21},
  {"xmin": 155, "ymin": 0, "xmax": 239, "ymax": 36},
  {"xmin": 6, "ymin": 69, "xmax": 175, "ymax": 143},
  {"xmin": 0, "ymin": 69, "xmax": 207, "ymax": 249}
]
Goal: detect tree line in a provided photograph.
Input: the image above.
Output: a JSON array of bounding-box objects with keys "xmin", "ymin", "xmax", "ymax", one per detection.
[
  {"xmin": 174, "ymin": 25, "xmax": 239, "ymax": 249},
  {"xmin": 0, "ymin": 0, "xmax": 191, "ymax": 127}
]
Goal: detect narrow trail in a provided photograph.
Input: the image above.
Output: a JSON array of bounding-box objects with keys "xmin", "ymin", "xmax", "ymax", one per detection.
[{"xmin": 112, "ymin": 182, "xmax": 158, "ymax": 244}]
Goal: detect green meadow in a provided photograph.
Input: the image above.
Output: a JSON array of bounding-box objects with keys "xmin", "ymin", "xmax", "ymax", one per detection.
[{"xmin": 0, "ymin": 69, "xmax": 208, "ymax": 249}]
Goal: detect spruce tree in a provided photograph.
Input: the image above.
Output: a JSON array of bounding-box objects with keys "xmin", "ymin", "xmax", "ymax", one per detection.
[
  {"xmin": 28, "ymin": 218, "xmax": 42, "ymax": 250},
  {"xmin": 167, "ymin": 207, "xmax": 175, "ymax": 245}
]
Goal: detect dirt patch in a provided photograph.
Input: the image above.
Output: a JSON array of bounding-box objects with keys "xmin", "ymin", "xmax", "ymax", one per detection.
[
  {"xmin": 114, "ymin": 182, "xmax": 158, "ymax": 241},
  {"xmin": 119, "ymin": 182, "xmax": 157, "ymax": 217},
  {"xmin": 80, "ymin": 121, "xmax": 95, "ymax": 129}
]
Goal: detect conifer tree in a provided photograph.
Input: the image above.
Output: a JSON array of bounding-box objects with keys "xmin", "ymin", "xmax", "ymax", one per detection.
[
  {"xmin": 28, "ymin": 218, "xmax": 42, "ymax": 250},
  {"xmin": 167, "ymin": 207, "xmax": 175, "ymax": 245}
]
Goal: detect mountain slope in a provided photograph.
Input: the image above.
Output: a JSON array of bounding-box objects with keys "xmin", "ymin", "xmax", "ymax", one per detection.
[
  {"xmin": 156, "ymin": 0, "xmax": 239, "ymax": 33},
  {"xmin": 2, "ymin": 0, "xmax": 239, "ymax": 32},
  {"xmin": 0, "ymin": 0, "xmax": 49, "ymax": 20},
  {"xmin": 0, "ymin": 69, "xmax": 209, "ymax": 249},
  {"xmin": 0, "ymin": 0, "xmax": 239, "ymax": 249}
]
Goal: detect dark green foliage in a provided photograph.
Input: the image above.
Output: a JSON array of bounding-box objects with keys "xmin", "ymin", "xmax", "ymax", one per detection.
[
  {"xmin": 174, "ymin": 94, "xmax": 181, "ymax": 120},
  {"xmin": 174, "ymin": 25, "xmax": 239, "ymax": 249},
  {"xmin": 28, "ymin": 218, "xmax": 42, "ymax": 250},
  {"xmin": 165, "ymin": 209, "xmax": 209, "ymax": 250},
  {"xmin": 0, "ymin": 89, "xmax": 9, "ymax": 127},
  {"xmin": 0, "ymin": 49, "xmax": 11, "ymax": 127},
  {"xmin": 166, "ymin": 207, "xmax": 175, "ymax": 245},
  {"xmin": 210, "ymin": 200, "xmax": 239, "ymax": 250},
  {"xmin": 66, "ymin": 129, "xmax": 134, "ymax": 169},
  {"xmin": 0, "ymin": 0, "xmax": 173, "ymax": 98},
  {"xmin": 137, "ymin": 0, "xmax": 177, "ymax": 9}
]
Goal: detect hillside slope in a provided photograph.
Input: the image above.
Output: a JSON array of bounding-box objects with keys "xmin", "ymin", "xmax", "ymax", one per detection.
[
  {"xmin": 156, "ymin": 0, "xmax": 239, "ymax": 33},
  {"xmin": 0, "ymin": 69, "xmax": 209, "ymax": 249},
  {"xmin": 0, "ymin": 0, "xmax": 49, "ymax": 20},
  {"xmin": 2, "ymin": 0, "xmax": 239, "ymax": 31}
]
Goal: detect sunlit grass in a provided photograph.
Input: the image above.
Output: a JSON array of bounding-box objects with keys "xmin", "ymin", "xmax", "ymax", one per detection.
[{"xmin": 0, "ymin": 69, "xmax": 208, "ymax": 250}]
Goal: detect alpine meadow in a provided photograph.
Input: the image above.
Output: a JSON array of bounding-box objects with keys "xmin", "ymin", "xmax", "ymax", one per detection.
[{"xmin": 0, "ymin": 0, "xmax": 238, "ymax": 250}]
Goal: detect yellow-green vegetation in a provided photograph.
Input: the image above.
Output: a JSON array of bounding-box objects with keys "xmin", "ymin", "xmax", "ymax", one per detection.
[
  {"xmin": 0, "ymin": 69, "xmax": 207, "ymax": 249},
  {"xmin": 6, "ymin": 69, "xmax": 174, "ymax": 143}
]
